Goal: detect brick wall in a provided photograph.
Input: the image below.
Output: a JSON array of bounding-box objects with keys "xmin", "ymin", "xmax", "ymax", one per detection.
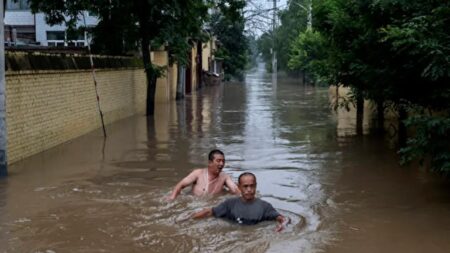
[
  {"xmin": 5, "ymin": 68, "xmax": 147, "ymax": 163},
  {"xmin": 3, "ymin": 46, "xmax": 207, "ymax": 164}
]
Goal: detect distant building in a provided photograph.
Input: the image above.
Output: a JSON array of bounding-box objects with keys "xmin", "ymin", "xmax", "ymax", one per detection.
[{"xmin": 4, "ymin": 0, "xmax": 98, "ymax": 47}]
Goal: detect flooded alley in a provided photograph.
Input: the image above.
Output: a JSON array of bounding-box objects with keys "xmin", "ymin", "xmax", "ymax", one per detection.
[{"xmin": 1, "ymin": 64, "xmax": 450, "ymax": 253}]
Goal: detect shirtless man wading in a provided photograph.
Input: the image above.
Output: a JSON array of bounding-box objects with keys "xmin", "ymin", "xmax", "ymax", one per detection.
[{"xmin": 168, "ymin": 149, "xmax": 240, "ymax": 200}]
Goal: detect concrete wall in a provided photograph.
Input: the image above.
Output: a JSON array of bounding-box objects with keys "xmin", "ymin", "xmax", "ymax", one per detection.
[
  {"xmin": 202, "ymin": 42, "xmax": 211, "ymax": 72},
  {"xmin": 4, "ymin": 11, "xmax": 34, "ymax": 26},
  {"xmin": 5, "ymin": 68, "xmax": 147, "ymax": 163},
  {"xmin": 168, "ymin": 64, "xmax": 178, "ymax": 101},
  {"xmin": 151, "ymin": 50, "xmax": 179, "ymax": 103},
  {"xmin": 152, "ymin": 50, "xmax": 169, "ymax": 103},
  {"xmin": 201, "ymin": 37, "xmax": 217, "ymax": 72},
  {"xmin": 191, "ymin": 46, "xmax": 199, "ymax": 91}
]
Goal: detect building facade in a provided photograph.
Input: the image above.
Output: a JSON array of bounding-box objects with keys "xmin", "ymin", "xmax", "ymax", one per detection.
[{"xmin": 4, "ymin": 0, "xmax": 98, "ymax": 47}]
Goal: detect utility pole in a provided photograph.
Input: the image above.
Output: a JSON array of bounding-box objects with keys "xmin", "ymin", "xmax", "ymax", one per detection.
[
  {"xmin": 0, "ymin": 0, "xmax": 8, "ymax": 177},
  {"xmin": 307, "ymin": 0, "xmax": 312, "ymax": 30},
  {"xmin": 289, "ymin": 0, "xmax": 312, "ymax": 30},
  {"xmin": 271, "ymin": 0, "xmax": 277, "ymax": 73}
]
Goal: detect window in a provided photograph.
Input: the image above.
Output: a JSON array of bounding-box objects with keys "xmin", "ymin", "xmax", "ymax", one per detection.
[
  {"xmin": 46, "ymin": 31, "xmax": 65, "ymax": 41},
  {"xmin": 6, "ymin": 0, "xmax": 30, "ymax": 10},
  {"xmin": 46, "ymin": 31, "xmax": 86, "ymax": 47},
  {"xmin": 67, "ymin": 32, "xmax": 84, "ymax": 41},
  {"xmin": 47, "ymin": 42, "xmax": 65, "ymax": 47}
]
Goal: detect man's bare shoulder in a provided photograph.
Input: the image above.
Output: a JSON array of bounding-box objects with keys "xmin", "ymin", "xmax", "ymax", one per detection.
[
  {"xmin": 190, "ymin": 168, "xmax": 205, "ymax": 176},
  {"xmin": 219, "ymin": 171, "xmax": 234, "ymax": 180}
]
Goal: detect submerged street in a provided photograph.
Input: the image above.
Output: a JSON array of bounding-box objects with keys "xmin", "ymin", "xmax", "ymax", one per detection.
[{"xmin": 1, "ymin": 64, "xmax": 450, "ymax": 253}]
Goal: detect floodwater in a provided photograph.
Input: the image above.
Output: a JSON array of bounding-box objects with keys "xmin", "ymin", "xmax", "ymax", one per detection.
[{"xmin": 1, "ymin": 64, "xmax": 450, "ymax": 253}]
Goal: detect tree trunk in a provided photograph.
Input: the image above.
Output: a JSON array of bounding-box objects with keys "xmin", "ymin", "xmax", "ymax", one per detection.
[
  {"xmin": 196, "ymin": 41, "xmax": 202, "ymax": 89},
  {"xmin": 376, "ymin": 100, "xmax": 385, "ymax": 133},
  {"xmin": 356, "ymin": 92, "xmax": 364, "ymax": 135},
  {"xmin": 302, "ymin": 71, "xmax": 306, "ymax": 85},
  {"xmin": 176, "ymin": 65, "xmax": 185, "ymax": 100},
  {"xmin": 136, "ymin": 1, "xmax": 156, "ymax": 116},
  {"xmin": 140, "ymin": 36, "xmax": 156, "ymax": 116},
  {"xmin": 398, "ymin": 105, "xmax": 407, "ymax": 148}
]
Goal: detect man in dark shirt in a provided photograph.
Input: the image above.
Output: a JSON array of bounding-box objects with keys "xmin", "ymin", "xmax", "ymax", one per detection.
[{"xmin": 192, "ymin": 172, "xmax": 289, "ymax": 231}]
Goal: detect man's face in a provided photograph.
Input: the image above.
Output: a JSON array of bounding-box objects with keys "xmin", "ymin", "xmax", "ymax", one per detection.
[
  {"xmin": 208, "ymin": 154, "xmax": 225, "ymax": 175},
  {"xmin": 238, "ymin": 175, "xmax": 257, "ymax": 202}
]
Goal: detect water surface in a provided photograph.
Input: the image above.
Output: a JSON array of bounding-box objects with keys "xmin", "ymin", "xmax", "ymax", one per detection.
[{"xmin": 1, "ymin": 64, "xmax": 449, "ymax": 253}]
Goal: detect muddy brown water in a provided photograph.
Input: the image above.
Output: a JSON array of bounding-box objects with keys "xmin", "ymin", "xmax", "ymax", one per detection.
[{"xmin": 1, "ymin": 64, "xmax": 450, "ymax": 253}]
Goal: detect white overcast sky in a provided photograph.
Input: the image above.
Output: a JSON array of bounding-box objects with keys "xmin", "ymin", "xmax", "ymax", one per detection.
[{"xmin": 245, "ymin": 0, "xmax": 288, "ymax": 37}]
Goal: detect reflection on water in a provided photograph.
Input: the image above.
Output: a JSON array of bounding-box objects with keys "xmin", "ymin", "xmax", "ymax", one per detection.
[{"xmin": 1, "ymin": 63, "xmax": 450, "ymax": 253}]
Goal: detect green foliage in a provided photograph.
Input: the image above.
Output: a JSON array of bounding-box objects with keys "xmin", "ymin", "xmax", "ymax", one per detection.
[
  {"xmin": 399, "ymin": 114, "xmax": 450, "ymax": 173},
  {"xmin": 377, "ymin": 0, "xmax": 450, "ymax": 109},
  {"xmin": 88, "ymin": 2, "xmax": 138, "ymax": 55},
  {"xmin": 256, "ymin": 2, "xmax": 310, "ymax": 73},
  {"xmin": 28, "ymin": 0, "xmax": 232, "ymax": 115},
  {"xmin": 246, "ymin": 35, "xmax": 259, "ymax": 69},
  {"xmin": 275, "ymin": 6, "xmax": 309, "ymax": 73},
  {"xmin": 256, "ymin": 32, "xmax": 273, "ymax": 72},
  {"xmin": 210, "ymin": 1, "xmax": 248, "ymax": 80},
  {"xmin": 156, "ymin": 0, "xmax": 210, "ymax": 65},
  {"xmin": 279, "ymin": 0, "xmax": 450, "ymax": 172},
  {"xmin": 29, "ymin": 0, "xmax": 210, "ymax": 62},
  {"xmin": 149, "ymin": 64, "xmax": 166, "ymax": 79},
  {"xmin": 288, "ymin": 29, "xmax": 331, "ymax": 84}
]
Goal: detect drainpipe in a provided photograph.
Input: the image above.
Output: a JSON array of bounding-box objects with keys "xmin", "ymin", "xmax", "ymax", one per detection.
[{"xmin": 0, "ymin": 0, "xmax": 8, "ymax": 176}]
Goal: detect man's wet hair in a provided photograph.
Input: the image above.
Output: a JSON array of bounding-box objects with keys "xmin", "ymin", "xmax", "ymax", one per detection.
[
  {"xmin": 238, "ymin": 172, "xmax": 257, "ymax": 184},
  {"xmin": 208, "ymin": 149, "xmax": 224, "ymax": 161}
]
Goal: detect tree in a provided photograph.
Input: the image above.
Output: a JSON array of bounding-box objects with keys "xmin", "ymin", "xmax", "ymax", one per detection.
[
  {"xmin": 255, "ymin": 0, "xmax": 313, "ymax": 75},
  {"xmin": 288, "ymin": 0, "xmax": 450, "ymax": 171},
  {"xmin": 378, "ymin": 0, "xmax": 450, "ymax": 172},
  {"xmin": 288, "ymin": 29, "xmax": 333, "ymax": 84},
  {"xmin": 209, "ymin": 0, "xmax": 248, "ymax": 81},
  {"xmin": 256, "ymin": 32, "xmax": 273, "ymax": 71},
  {"xmin": 29, "ymin": 0, "xmax": 210, "ymax": 115},
  {"xmin": 275, "ymin": 3, "xmax": 309, "ymax": 74}
]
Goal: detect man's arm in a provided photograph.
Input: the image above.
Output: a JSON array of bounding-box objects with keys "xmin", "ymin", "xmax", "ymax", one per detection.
[
  {"xmin": 168, "ymin": 169, "xmax": 200, "ymax": 200},
  {"xmin": 191, "ymin": 208, "xmax": 213, "ymax": 219},
  {"xmin": 275, "ymin": 215, "xmax": 290, "ymax": 232},
  {"xmin": 225, "ymin": 175, "xmax": 241, "ymax": 195}
]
